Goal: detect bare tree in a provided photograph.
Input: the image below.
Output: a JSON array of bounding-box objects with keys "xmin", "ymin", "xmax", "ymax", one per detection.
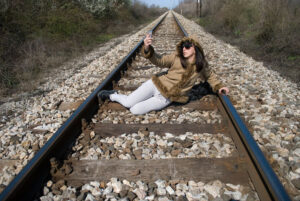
[
  {"xmin": 199, "ymin": 0, "xmax": 202, "ymax": 17},
  {"xmin": 195, "ymin": 0, "xmax": 202, "ymax": 17},
  {"xmin": 196, "ymin": 0, "xmax": 199, "ymax": 16}
]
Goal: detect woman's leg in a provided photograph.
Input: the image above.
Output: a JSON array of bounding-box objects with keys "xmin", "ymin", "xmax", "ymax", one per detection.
[
  {"xmin": 109, "ymin": 80, "xmax": 156, "ymax": 108},
  {"xmin": 129, "ymin": 95, "xmax": 171, "ymax": 115}
]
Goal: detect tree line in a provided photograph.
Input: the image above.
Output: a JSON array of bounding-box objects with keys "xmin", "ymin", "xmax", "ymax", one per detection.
[{"xmin": 0, "ymin": 0, "xmax": 167, "ymax": 95}]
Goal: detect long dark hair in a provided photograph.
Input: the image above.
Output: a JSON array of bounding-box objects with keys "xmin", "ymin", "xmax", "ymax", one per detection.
[{"xmin": 179, "ymin": 45, "xmax": 208, "ymax": 72}]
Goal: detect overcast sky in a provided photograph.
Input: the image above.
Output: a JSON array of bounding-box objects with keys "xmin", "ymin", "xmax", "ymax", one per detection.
[{"xmin": 138, "ymin": 0, "xmax": 180, "ymax": 9}]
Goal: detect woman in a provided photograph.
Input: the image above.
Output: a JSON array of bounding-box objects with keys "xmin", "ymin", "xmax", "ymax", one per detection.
[{"xmin": 98, "ymin": 33, "xmax": 229, "ymax": 115}]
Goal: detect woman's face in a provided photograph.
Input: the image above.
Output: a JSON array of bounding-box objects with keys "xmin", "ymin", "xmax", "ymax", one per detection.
[{"xmin": 182, "ymin": 42, "xmax": 195, "ymax": 59}]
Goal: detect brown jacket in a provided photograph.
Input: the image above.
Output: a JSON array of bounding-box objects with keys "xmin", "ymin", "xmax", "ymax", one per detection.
[{"xmin": 141, "ymin": 35, "xmax": 223, "ymax": 103}]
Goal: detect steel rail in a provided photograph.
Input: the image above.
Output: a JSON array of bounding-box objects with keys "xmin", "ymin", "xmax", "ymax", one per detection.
[
  {"xmin": 218, "ymin": 94, "xmax": 291, "ymax": 201},
  {"xmin": 0, "ymin": 12, "xmax": 168, "ymax": 201},
  {"xmin": 171, "ymin": 11, "xmax": 290, "ymax": 201}
]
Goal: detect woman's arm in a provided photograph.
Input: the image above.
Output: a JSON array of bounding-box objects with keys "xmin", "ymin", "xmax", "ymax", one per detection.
[
  {"xmin": 202, "ymin": 66, "xmax": 229, "ymax": 94},
  {"xmin": 141, "ymin": 34, "xmax": 175, "ymax": 68}
]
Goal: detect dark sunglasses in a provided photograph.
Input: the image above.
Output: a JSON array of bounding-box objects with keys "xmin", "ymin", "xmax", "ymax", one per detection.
[{"xmin": 182, "ymin": 42, "xmax": 193, "ymax": 49}]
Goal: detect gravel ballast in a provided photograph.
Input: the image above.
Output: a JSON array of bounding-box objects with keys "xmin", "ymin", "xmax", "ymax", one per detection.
[
  {"xmin": 0, "ymin": 14, "xmax": 166, "ymax": 190},
  {"xmin": 0, "ymin": 11, "xmax": 299, "ymax": 200},
  {"xmin": 40, "ymin": 178, "xmax": 259, "ymax": 201},
  {"xmin": 72, "ymin": 131, "xmax": 235, "ymax": 160},
  {"xmin": 173, "ymin": 12, "xmax": 300, "ymax": 200}
]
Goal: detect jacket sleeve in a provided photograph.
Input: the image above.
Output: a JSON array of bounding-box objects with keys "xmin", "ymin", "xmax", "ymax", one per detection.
[
  {"xmin": 202, "ymin": 66, "xmax": 224, "ymax": 93},
  {"xmin": 141, "ymin": 45, "xmax": 175, "ymax": 68}
]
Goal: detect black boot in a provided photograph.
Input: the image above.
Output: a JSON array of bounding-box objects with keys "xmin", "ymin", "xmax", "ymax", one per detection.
[{"xmin": 97, "ymin": 90, "xmax": 116, "ymax": 102}]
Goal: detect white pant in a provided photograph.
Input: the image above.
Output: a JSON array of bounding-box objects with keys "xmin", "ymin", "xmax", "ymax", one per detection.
[{"xmin": 110, "ymin": 80, "xmax": 171, "ymax": 115}]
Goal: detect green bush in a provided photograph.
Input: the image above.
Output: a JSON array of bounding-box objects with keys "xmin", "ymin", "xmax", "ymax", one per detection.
[
  {"xmin": 193, "ymin": 0, "xmax": 300, "ymax": 82},
  {"xmin": 0, "ymin": 0, "xmax": 165, "ymax": 95},
  {"xmin": 0, "ymin": 62, "xmax": 19, "ymax": 88},
  {"xmin": 215, "ymin": 0, "xmax": 259, "ymax": 35}
]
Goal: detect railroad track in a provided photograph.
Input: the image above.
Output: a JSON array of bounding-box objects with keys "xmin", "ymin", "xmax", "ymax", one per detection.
[{"xmin": 0, "ymin": 11, "xmax": 290, "ymax": 201}]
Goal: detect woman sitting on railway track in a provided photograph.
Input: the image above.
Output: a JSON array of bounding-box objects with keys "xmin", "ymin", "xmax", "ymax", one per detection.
[{"xmin": 98, "ymin": 34, "xmax": 229, "ymax": 115}]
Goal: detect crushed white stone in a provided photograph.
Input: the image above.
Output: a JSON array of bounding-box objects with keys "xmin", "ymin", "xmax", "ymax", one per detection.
[
  {"xmin": 40, "ymin": 178, "xmax": 259, "ymax": 201},
  {"xmin": 0, "ymin": 13, "xmax": 167, "ymax": 189},
  {"xmin": 72, "ymin": 132, "xmax": 235, "ymax": 160},
  {"xmin": 1, "ymin": 10, "xmax": 299, "ymax": 200},
  {"xmin": 173, "ymin": 11, "xmax": 300, "ymax": 199}
]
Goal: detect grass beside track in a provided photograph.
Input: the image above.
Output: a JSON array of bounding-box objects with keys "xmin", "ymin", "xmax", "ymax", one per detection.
[{"xmin": 0, "ymin": 0, "xmax": 165, "ymax": 97}]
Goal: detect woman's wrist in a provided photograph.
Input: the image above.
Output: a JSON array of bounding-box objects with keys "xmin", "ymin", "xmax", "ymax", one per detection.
[{"xmin": 144, "ymin": 46, "xmax": 149, "ymax": 53}]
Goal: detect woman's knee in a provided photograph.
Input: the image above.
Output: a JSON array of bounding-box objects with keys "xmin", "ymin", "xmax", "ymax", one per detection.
[
  {"xmin": 122, "ymin": 101, "xmax": 134, "ymax": 108},
  {"xmin": 130, "ymin": 105, "xmax": 147, "ymax": 115}
]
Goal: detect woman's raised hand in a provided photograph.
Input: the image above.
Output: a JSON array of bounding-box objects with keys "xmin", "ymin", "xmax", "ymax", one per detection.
[{"xmin": 144, "ymin": 33, "xmax": 153, "ymax": 52}]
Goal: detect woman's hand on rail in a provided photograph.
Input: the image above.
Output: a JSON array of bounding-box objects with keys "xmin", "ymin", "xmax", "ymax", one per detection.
[
  {"xmin": 218, "ymin": 87, "xmax": 229, "ymax": 95},
  {"xmin": 144, "ymin": 33, "xmax": 153, "ymax": 52}
]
